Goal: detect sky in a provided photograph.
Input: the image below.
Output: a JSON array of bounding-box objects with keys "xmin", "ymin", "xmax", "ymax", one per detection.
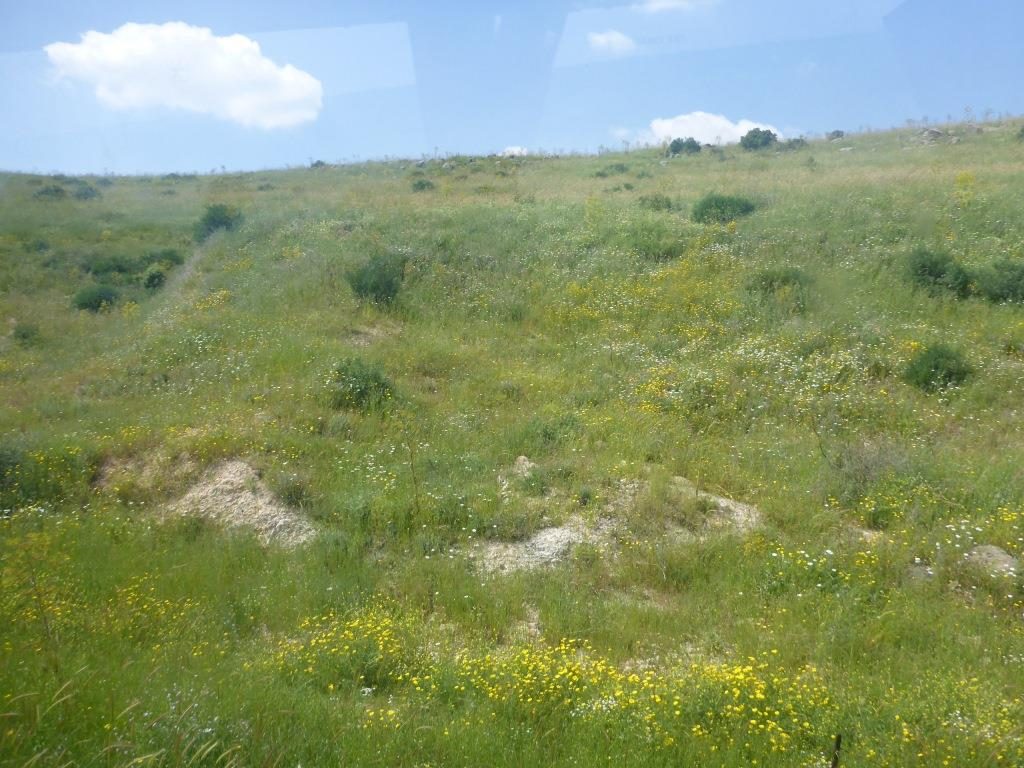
[{"xmin": 0, "ymin": 0, "xmax": 1022, "ymax": 173}]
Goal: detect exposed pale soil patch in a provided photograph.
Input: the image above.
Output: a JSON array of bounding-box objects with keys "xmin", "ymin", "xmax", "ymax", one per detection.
[
  {"xmin": 346, "ymin": 324, "xmax": 397, "ymax": 347},
  {"xmin": 167, "ymin": 460, "xmax": 315, "ymax": 546},
  {"xmin": 479, "ymin": 460, "xmax": 761, "ymax": 574},
  {"xmin": 478, "ymin": 515, "xmax": 618, "ymax": 574},
  {"xmin": 964, "ymin": 545, "xmax": 1019, "ymax": 578}
]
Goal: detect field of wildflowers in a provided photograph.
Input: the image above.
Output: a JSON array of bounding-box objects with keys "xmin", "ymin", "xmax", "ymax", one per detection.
[{"xmin": 2, "ymin": 121, "xmax": 1024, "ymax": 765}]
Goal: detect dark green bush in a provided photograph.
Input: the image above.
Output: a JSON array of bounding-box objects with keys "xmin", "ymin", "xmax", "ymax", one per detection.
[
  {"xmin": 195, "ymin": 203, "xmax": 243, "ymax": 241},
  {"xmin": 740, "ymin": 128, "xmax": 778, "ymax": 151},
  {"xmin": 780, "ymin": 138, "xmax": 808, "ymax": 151},
  {"xmin": 411, "ymin": 179, "xmax": 435, "ymax": 192},
  {"xmin": 84, "ymin": 248, "xmax": 182, "ymax": 280},
  {"xmin": 667, "ymin": 137, "xmax": 701, "ymax": 156},
  {"xmin": 594, "ymin": 162, "xmax": 630, "ymax": 178},
  {"xmin": 906, "ymin": 248, "xmax": 971, "ymax": 298},
  {"xmin": 33, "ymin": 185, "xmax": 67, "ymax": 201},
  {"xmin": 72, "ymin": 184, "xmax": 100, "ymax": 200},
  {"xmin": 73, "ymin": 284, "xmax": 120, "ymax": 312},
  {"xmin": 346, "ymin": 251, "xmax": 408, "ymax": 304},
  {"xmin": 904, "ymin": 343, "xmax": 972, "ymax": 392},
  {"xmin": 148, "ymin": 248, "xmax": 184, "ymax": 267},
  {"xmin": 974, "ymin": 260, "xmax": 1024, "ymax": 303},
  {"xmin": 143, "ymin": 264, "xmax": 167, "ymax": 290},
  {"xmin": 95, "ymin": 177, "xmax": 115, "ymax": 188},
  {"xmin": 692, "ymin": 193, "xmax": 756, "ymax": 224},
  {"xmin": 12, "ymin": 322, "xmax": 40, "ymax": 347},
  {"xmin": 328, "ymin": 358, "xmax": 394, "ymax": 411},
  {"xmin": 1017, "ymin": 125, "xmax": 1024, "ymax": 142},
  {"xmin": 637, "ymin": 193, "xmax": 674, "ymax": 212},
  {"xmin": 85, "ymin": 253, "xmax": 136, "ymax": 277}
]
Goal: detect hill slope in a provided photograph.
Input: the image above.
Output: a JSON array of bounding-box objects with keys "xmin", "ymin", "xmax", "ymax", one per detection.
[{"xmin": 2, "ymin": 124, "xmax": 1024, "ymax": 766}]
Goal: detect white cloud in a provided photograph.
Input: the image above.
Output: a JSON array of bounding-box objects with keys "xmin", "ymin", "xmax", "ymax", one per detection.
[
  {"xmin": 647, "ymin": 111, "xmax": 781, "ymax": 145},
  {"xmin": 500, "ymin": 146, "xmax": 529, "ymax": 157},
  {"xmin": 44, "ymin": 22, "xmax": 323, "ymax": 129},
  {"xmin": 632, "ymin": 0, "xmax": 716, "ymax": 13},
  {"xmin": 587, "ymin": 30, "xmax": 637, "ymax": 56}
]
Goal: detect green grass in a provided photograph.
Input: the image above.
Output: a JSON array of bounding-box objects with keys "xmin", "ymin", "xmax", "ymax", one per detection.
[{"xmin": 2, "ymin": 121, "xmax": 1024, "ymax": 766}]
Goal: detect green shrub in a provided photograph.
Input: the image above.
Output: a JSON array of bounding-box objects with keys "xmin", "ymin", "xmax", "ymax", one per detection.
[
  {"xmin": 906, "ymin": 248, "xmax": 972, "ymax": 298},
  {"xmin": 667, "ymin": 137, "xmax": 701, "ymax": 156},
  {"xmin": 95, "ymin": 177, "xmax": 114, "ymax": 188},
  {"xmin": 148, "ymin": 247, "xmax": 185, "ymax": 267},
  {"xmin": 85, "ymin": 253, "xmax": 137, "ymax": 277},
  {"xmin": 72, "ymin": 184, "xmax": 100, "ymax": 200},
  {"xmin": 143, "ymin": 264, "xmax": 167, "ymax": 290},
  {"xmin": 411, "ymin": 179, "xmax": 435, "ymax": 192},
  {"xmin": 780, "ymin": 137, "xmax": 808, "ymax": 151},
  {"xmin": 974, "ymin": 260, "xmax": 1024, "ymax": 303},
  {"xmin": 740, "ymin": 128, "xmax": 778, "ymax": 150},
  {"xmin": 1017, "ymin": 125, "xmax": 1024, "ymax": 142},
  {"xmin": 328, "ymin": 358, "xmax": 394, "ymax": 411},
  {"xmin": 904, "ymin": 344, "xmax": 972, "ymax": 392},
  {"xmin": 195, "ymin": 203, "xmax": 242, "ymax": 241},
  {"xmin": 73, "ymin": 284, "xmax": 120, "ymax": 312},
  {"xmin": 12, "ymin": 322, "xmax": 40, "ymax": 347},
  {"xmin": 637, "ymin": 193, "xmax": 674, "ymax": 212},
  {"xmin": 594, "ymin": 162, "xmax": 629, "ymax": 178},
  {"xmin": 692, "ymin": 193, "xmax": 756, "ymax": 224},
  {"xmin": 33, "ymin": 184, "xmax": 67, "ymax": 201},
  {"xmin": 347, "ymin": 251, "xmax": 408, "ymax": 304}
]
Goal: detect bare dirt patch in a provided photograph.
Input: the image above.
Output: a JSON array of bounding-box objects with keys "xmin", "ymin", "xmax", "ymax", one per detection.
[
  {"xmin": 478, "ymin": 465, "xmax": 762, "ymax": 574},
  {"xmin": 477, "ymin": 515, "xmax": 619, "ymax": 574},
  {"xmin": 167, "ymin": 460, "xmax": 315, "ymax": 546},
  {"xmin": 667, "ymin": 477, "xmax": 761, "ymax": 536},
  {"xmin": 346, "ymin": 324, "xmax": 396, "ymax": 348}
]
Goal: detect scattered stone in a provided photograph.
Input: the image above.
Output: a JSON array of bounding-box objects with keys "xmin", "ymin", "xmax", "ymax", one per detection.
[
  {"xmin": 964, "ymin": 545, "xmax": 1019, "ymax": 578},
  {"xmin": 167, "ymin": 460, "xmax": 315, "ymax": 546},
  {"xmin": 839, "ymin": 147, "xmax": 854, "ymax": 153}
]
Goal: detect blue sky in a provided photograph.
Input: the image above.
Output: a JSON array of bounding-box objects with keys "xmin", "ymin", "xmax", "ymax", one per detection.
[{"xmin": 1, "ymin": 0, "xmax": 1022, "ymax": 173}]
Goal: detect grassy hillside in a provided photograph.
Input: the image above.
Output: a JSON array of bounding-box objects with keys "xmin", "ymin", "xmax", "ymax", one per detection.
[{"xmin": 2, "ymin": 123, "xmax": 1024, "ymax": 767}]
